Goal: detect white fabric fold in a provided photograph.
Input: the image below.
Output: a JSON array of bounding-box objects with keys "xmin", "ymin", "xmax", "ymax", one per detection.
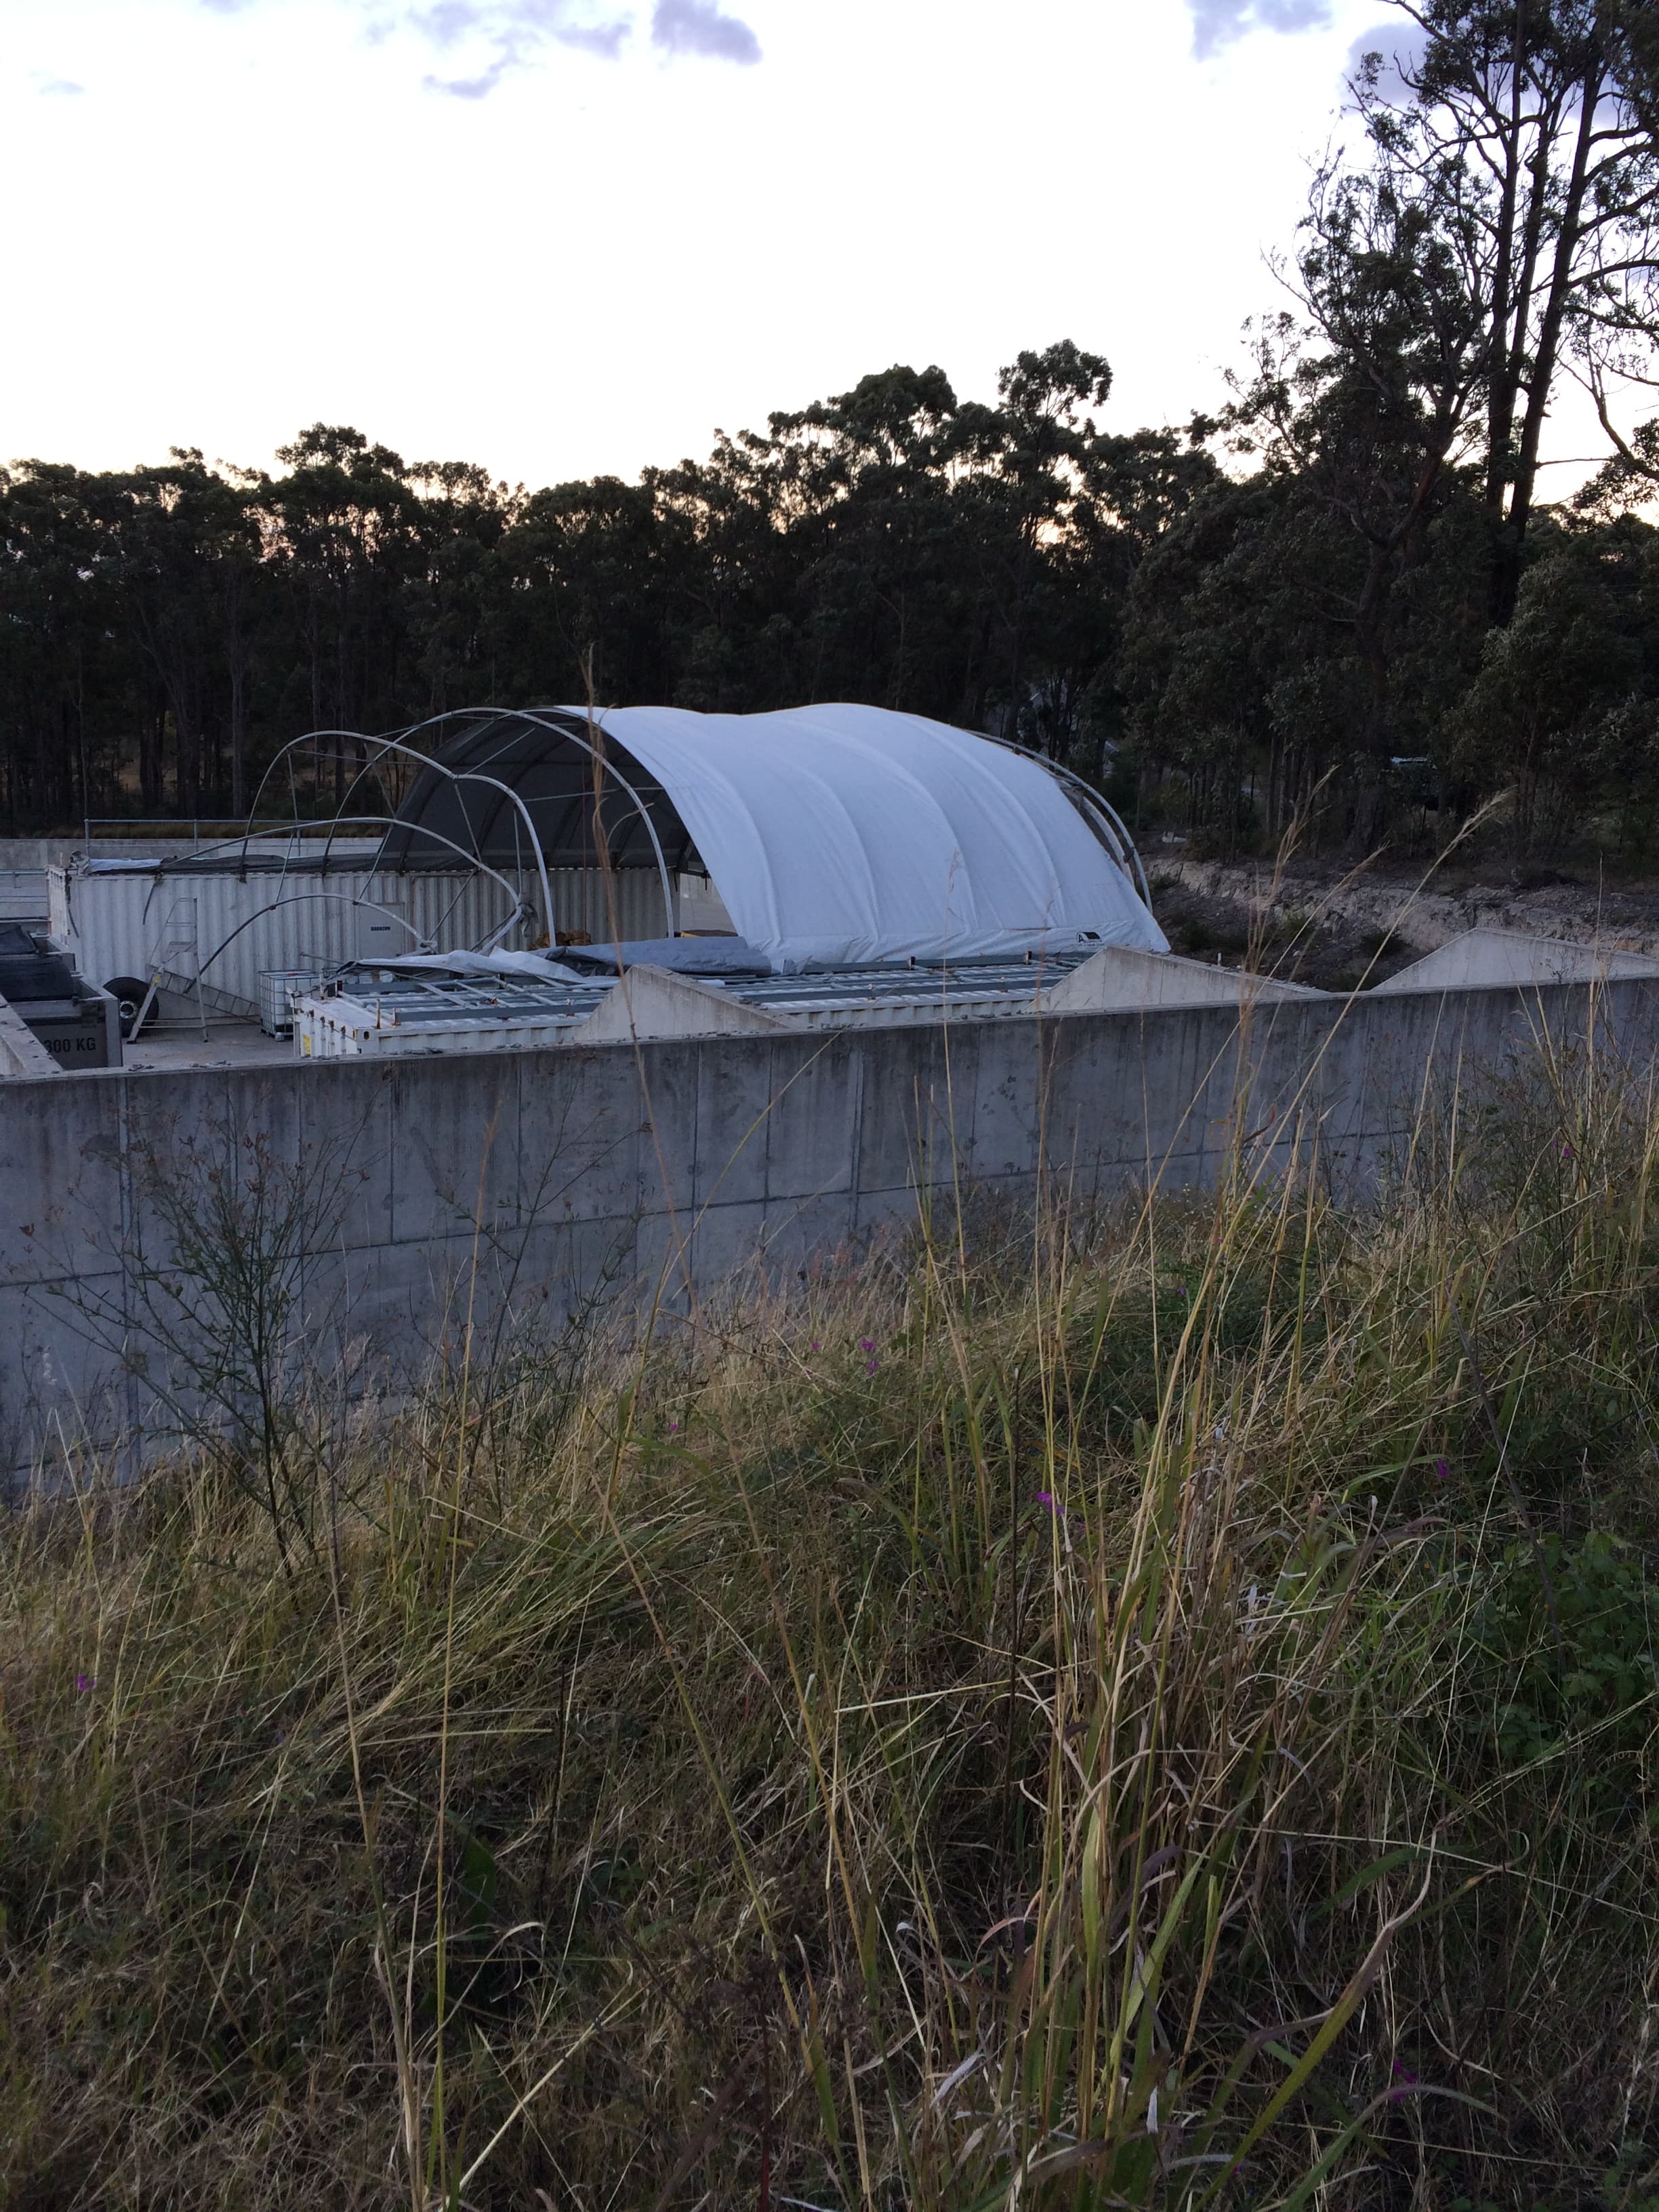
[{"xmin": 584, "ymin": 703, "xmax": 1166, "ymax": 972}]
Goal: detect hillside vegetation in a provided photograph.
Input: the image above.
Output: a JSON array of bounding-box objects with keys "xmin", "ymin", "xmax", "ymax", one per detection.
[{"xmin": 4, "ymin": 1052, "xmax": 1659, "ymax": 2209}]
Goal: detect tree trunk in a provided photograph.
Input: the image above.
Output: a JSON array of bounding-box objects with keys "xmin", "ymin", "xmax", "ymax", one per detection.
[
  {"xmin": 141, "ymin": 700, "xmax": 163, "ymax": 814},
  {"xmin": 1496, "ymin": 64, "xmax": 1603, "ymax": 621},
  {"xmin": 1483, "ymin": 1, "xmax": 1527, "ymax": 523}
]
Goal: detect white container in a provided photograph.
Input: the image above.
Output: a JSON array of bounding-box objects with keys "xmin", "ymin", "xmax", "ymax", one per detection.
[
  {"xmin": 293, "ymin": 992, "xmax": 588, "ymax": 1059},
  {"xmin": 0, "ymin": 869, "xmax": 49, "ymax": 924},
  {"xmin": 49, "ymin": 860, "xmax": 674, "ymax": 1017},
  {"xmin": 779, "ymin": 989, "xmax": 1041, "ymax": 1031}
]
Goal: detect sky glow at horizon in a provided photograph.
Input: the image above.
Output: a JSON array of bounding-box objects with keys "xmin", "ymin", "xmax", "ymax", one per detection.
[{"xmin": 0, "ymin": 0, "xmax": 1619, "ymax": 493}]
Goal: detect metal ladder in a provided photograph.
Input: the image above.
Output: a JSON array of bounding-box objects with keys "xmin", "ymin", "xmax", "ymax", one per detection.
[{"xmin": 132, "ymin": 897, "xmax": 209, "ymax": 1040}]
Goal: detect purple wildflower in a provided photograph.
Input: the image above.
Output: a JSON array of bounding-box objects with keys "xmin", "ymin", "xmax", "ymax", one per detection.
[
  {"xmin": 1388, "ymin": 2060, "xmax": 1420, "ymax": 2102},
  {"xmin": 865, "ymin": 1359, "xmax": 878, "ymax": 1376},
  {"xmin": 859, "ymin": 1338, "xmax": 875, "ymax": 1352},
  {"xmin": 1435, "ymin": 1456, "xmax": 1450, "ymax": 1482},
  {"xmin": 75, "ymin": 1673, "xmax": 95, "ymax": 1694},
  {"xmin": 668, "ymin": 1421, "xmax": 680, "ymax": 1433},
  {"xmin": 810, "ymin": 1340, "xmax": 821, "ymax": 1353}
]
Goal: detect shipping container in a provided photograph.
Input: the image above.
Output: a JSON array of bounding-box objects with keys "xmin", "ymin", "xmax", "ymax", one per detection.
[{"xmin": 48, "ymin": 858, "xmax": 678, "ymax": 1018}]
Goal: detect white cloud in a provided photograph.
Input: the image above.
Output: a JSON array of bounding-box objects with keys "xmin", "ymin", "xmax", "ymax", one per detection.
[{"xmin": 1189, "ymin": 0, "xmax": 1332, "ymax": 61}]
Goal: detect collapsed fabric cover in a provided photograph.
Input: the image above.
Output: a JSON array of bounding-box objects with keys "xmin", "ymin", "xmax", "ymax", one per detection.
[
  {"xmin": 558, "ymin": 936, "xmax": 770, "ymax": 977},
  {"xmin": 590, "ymin": 703, "xmax": 1166, "ymax": 972},
  {"xmin": 359, "ymin": 949, "xmax": 591, "ymax": 985}
]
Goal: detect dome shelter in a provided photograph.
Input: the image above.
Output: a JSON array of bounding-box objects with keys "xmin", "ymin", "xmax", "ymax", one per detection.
[{"xmin": 373, "ymin": 703, "xmax": 1166, "ymax": 975}]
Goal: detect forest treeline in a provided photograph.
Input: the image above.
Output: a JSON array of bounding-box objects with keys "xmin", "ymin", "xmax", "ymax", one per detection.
[{"xmin": 12, "ymin": 0, "xmax": 1659, "ymax": 860}]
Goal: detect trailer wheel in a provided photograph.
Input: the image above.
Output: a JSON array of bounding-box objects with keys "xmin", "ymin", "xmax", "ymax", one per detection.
[{"xmin": 105, "ymin": 977, "xmax": 152, "ymax": 1042}]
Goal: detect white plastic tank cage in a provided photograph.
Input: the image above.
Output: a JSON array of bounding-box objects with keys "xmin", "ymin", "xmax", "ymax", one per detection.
[{"xmin": 361, "ymin": 702, "xmax": 1165, "ymax": 975}]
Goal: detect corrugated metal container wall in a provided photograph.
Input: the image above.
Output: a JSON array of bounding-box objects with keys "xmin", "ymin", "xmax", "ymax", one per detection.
[
  {"xmin": 398, "ymin": 867, "xmax": 671, "ymax": 950},
  {"xmin": 50, "ymin": 868, "xmax": 450, "ymax": 1009},
  {"xmin": 49, "ymin": 865, "xmax": 676, "ymax": 1011},
  {"xmin": 1, "ymin": 870, "xmax": 49, "ymax": 924},
  {"xmin": 535, "ymin": 869, "xmax": 676, "ymax": 943}
]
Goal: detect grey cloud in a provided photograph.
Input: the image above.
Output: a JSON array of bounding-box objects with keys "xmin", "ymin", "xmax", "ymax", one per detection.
[
  {"xmin": 651, "ymin": 0, "xmax": 760, "ymax": 62},
  {"xmin": 39, "ymin": 76, "xmax": 85, "ymax": 93},
  {"xmin": 424, "ymin": 11, "xmax": 628, "ymax": 96},
  {"xmin": 1188, "ymin": 0, "xmax": 1331, "ymax": 60},
  {"xmin": 426, "ymin": 58, "xmax": 511, "ymax": 92},
  {"xmin": 199, "ymin": 0, "xmax": 752, "ymax": 87},
  {"xmin": 413, "ymin": 0, "xmax": 630, "ymax": 91}
]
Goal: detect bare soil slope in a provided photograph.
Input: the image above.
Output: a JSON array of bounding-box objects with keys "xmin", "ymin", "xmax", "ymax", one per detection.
[{"xmin": 1152, "ymin": 855, "xmax": 1659, "ymax": 991}]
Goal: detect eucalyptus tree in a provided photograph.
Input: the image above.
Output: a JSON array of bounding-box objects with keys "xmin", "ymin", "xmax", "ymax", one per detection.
[
  {"xmin": 0, "ymin": 462, "xmax": 139, "ymax": 827},
  {"xmin": 1046, "ymin": 424, "xmax": 1223, "ymax": 772},
  {"xmin": 729, "ymin": 362, "xmax": 969, "ymax": 716},
  {"xmin": 403, "ymin": 459, "xmax": 517, "ymax": 724},
  {"xmin": 263, "ymin": 426, "xmax": 430, "ymax": 801},
  {"xmin": 1353, "ymin": 0, "xmax": 1659, "ymax": 616},
  {"xmin": 645, "ymin": 427, "xmax": 802, "ymax": 711},
  {"xmin": 1451, "ymin": 508, "xmax": 1659, "ymax": 849},
  {"xmin": 1185, "ymin": 0, "xmax": 1659, "ymax": 844},
  {"xmin": 949, "ymin": 343, "xmax": 1117, "ymax": 741},
  {"xmin": 1221, "ymin": 158, "xmax": 1492, "ymax": 840},
  {"xmin": 106, "ymin": 450, "xmax": 266, "ymax": 815},
  {"xmin": 495, "ymin": 473, "xmax": 675, "ymax": 707}
]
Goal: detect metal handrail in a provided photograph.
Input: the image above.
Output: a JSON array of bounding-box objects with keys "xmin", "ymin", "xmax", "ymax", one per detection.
[{"xmin": 81, "ymin": 815, "xmax": 329, "ymax": 856}]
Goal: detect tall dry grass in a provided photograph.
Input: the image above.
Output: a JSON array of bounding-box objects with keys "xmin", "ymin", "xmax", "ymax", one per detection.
[{"xmin": 3, "ymin": 1038, "xmax": 1658, "ymax": 2210}]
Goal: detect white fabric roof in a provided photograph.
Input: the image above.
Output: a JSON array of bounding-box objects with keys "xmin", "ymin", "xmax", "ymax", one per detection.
[{"xmin": 590, "ymin": 703, "xmax": 1166, "ymax": 972}]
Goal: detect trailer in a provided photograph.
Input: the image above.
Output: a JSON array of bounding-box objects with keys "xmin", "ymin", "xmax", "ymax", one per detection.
[{"xmin": 0, "ymin": 925, "xmax": 121, "ymax": 1069}]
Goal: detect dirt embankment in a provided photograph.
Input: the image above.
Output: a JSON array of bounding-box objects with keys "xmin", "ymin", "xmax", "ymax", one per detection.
[{"xmin": 1148, "ymin": 856, "xmax": 1659, "ymax": 992}]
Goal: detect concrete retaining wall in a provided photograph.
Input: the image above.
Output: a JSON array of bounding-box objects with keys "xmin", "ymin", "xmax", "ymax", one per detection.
[{"xmin": 4, "ymin": 977, "xmax": 1657, "ymax": 1471}]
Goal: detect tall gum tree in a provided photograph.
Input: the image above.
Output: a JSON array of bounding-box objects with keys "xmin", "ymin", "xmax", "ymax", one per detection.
[{"xmin": 1357, "ymin": 0, "xmax": 1659, "ymax": 618}]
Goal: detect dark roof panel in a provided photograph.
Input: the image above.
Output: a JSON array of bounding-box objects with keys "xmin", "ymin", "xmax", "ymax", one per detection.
[{"xmin": 375, "ymin": 710, "xmax": 701, "ymax": 875}]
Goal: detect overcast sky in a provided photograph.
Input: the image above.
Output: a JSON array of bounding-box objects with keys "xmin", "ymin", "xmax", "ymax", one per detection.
[{"xmin": 0, "ymin": 0, "xmax": 1614, "ymax": 489}]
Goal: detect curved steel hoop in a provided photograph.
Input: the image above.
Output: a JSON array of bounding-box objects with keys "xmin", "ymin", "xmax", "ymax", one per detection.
[
  {"xmin": 975, "ymin": 732, "xmax": 1154, "ymax": 914},
  {"xmin": 249, "ymin": 708, "xmax": 679, "ymax": 945}
]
